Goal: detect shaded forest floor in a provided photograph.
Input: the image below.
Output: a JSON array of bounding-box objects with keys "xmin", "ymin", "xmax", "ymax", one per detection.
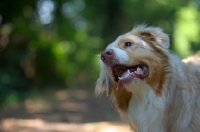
[{"xmin": 0, "ymin": 88, "xmax": 130, "ymax": 132}]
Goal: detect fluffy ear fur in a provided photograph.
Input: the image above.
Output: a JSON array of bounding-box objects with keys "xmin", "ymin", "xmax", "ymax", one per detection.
[
  {"xmin": 95, "ymin": 60, "xmax": 112, "ymax": 96},
  {"xmin": 132, "ymin": 25, "xmax": 170, "ymax": 49}
]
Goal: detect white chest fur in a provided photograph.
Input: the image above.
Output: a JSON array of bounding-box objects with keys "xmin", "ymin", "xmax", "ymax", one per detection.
[{"xmin": 127, "ymin": 88, "xmax": 166, "ymax": 132}]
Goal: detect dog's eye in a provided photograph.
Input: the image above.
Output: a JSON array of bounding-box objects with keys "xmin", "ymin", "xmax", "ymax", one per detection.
[{"xmin": 124, "ymin": 42, "xmax": 132, "ymax": 47}]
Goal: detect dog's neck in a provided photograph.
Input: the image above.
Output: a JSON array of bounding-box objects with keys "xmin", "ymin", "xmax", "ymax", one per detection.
[
  {"xmin": 128, "ymin": 86, "xmax": 166, "ymax": 132},
  {"xmin": 124, "ymin": 54, "xmax": 184, "ymax": 132}
]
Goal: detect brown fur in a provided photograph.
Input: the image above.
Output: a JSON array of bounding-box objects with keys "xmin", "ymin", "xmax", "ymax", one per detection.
[{"xmin": 111, "ymin": 86, "xmax": 132, "ymax": 113}]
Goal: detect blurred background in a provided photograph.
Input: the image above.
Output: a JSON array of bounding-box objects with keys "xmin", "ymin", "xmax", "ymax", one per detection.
[{"xmin": 0, "ymin": 0, "xmax": 200, "ymax": 131}]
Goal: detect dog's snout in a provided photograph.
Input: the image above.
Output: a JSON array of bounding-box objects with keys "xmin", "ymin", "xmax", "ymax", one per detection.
[
  {"xmin": 101, "ymin": 49, "xmax": 114, "ymax": 62},
  {"xmin": 106, "ymin": 49, "xmax": 114, "ymax": 56}
]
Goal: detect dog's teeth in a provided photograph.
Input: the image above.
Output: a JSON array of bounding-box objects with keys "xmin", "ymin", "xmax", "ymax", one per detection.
[
  {"xmin": 136, "ymin": 67, "xmax": 143, "ymax": 74},
  {"xmin": 127, "ymin": 69, "xmax": 131, "ymax": 74},
  {"xmin": 137, "ymin": 67, "xmax": 142, "ymax": 72},
  {"xmin": 118, "ymin": 77, "xmax": 122, "ymax": 80}
]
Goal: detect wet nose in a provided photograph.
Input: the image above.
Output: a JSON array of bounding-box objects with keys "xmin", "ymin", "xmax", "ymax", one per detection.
[{"xmin": 101, "ymin": 49, "xmax": 114, "ymax": 62}]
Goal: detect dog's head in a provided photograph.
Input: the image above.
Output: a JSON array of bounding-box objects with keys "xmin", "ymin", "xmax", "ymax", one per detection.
[{"xmin": 96, "ymin": 25, "xmax": 171, "ymax": 96}]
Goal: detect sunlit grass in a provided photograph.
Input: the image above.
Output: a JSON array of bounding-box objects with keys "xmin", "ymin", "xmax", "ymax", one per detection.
[
  {"xmin": 0, "ymin": 88, "xmax": 130, "ymax": 132},
  {"xmin": 1, "ymin": 119, "xmax": 130, "ymax": 132}
]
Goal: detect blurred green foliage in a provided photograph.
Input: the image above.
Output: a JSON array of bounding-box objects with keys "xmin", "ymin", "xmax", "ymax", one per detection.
[{"xmin": 0, "ymin": 0, "xmax": 200, "ymax": 105}]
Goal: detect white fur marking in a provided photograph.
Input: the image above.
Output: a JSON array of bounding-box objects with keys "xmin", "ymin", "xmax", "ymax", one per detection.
[
  {"xmin": 128, "ymin": 84, "xmax": 166, "ymax": 132},
  {"xmin": 113, "ymin": 47, "xmax": 129, "ymax": 64}
]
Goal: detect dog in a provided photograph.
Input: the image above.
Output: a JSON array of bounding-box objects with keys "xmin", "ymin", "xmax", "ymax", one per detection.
[{"xmin": 95, "ymin": 25, "xmax": 200, "ymax": 132}]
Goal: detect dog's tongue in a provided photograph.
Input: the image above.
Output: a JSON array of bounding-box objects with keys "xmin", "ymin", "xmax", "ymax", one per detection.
[
  {"xmin": 116, "ymin": 70, "xmax": 135, "ymax": 90},
  {"xmin": 116, "ymin": 67, "xmax": 146, "ymax": 90}
]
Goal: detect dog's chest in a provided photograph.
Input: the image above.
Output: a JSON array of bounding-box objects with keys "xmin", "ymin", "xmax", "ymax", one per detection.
[{"xmin": 127, "ymin": 90, "xmax": 166, "ymax": 132}]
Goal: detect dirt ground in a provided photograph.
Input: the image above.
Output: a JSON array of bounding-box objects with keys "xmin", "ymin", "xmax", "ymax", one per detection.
[{"xmin": 0, "ymin": 88, "xmax": 130, "ymax": 132}]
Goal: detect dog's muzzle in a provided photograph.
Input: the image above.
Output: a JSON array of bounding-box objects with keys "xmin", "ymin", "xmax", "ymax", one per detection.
[{"xmin": 101, "ymin": 49, "xmax": 118, "ymax": 65}]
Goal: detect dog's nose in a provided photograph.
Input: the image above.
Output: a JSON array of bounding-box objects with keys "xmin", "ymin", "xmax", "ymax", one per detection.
[{"xmin": 101, "ymin": 49, "xmax": 114, "ymax": 62}]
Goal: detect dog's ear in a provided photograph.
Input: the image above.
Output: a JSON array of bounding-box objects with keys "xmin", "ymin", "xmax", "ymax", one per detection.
[
  {"xmin": 133, "ymin": 25, "xmax": 170, "ymax": 49},
  {"xmin": 95, "ymin": 60, "xmax": 112, "ymax": 96}
]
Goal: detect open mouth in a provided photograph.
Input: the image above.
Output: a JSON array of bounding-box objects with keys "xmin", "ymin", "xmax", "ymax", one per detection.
[{"xmin": 111, "ymin": 64, "xmax": 149, "ymax": 90}]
